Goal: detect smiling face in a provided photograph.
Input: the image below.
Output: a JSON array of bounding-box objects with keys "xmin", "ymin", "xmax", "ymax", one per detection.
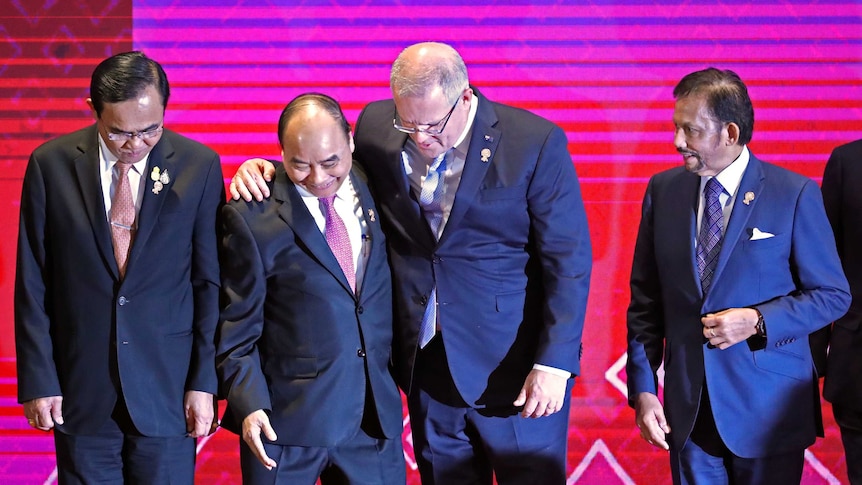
[
  {"xmin": 88, "ymin": 84, "xmax": 165, "ymax": 165},
  {"xmin": 281, "ymin": 105, "xmax": 354, "ymax": 198},
  {"xmin": 672, "ymin": 94, "xmax": 739, "ymax": 176},
  {"xmin": 393, "ymin": 85, "xmax": 471, "ymax": 160}
]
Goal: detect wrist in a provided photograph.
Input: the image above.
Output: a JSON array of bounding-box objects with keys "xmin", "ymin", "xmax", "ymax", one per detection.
[{"xmin": 752, "ymin": 308, "xmax": 766, "ymax": 337}]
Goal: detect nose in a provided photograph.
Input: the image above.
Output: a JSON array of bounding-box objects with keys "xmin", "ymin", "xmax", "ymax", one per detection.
[
  {"xmin": 412, "ymin": 130, "xmax": 433, "ymax": 145},
  {"xmin": 124, "ymin": 135, "xmax": 146, "ymax": 149},
  {"xmin": 673, "ymin": 128, "xmax": 686, "ymax": 150},
  {"xmin": 309, "ymin": 166, "xmax": 328, "ymax": 185}
]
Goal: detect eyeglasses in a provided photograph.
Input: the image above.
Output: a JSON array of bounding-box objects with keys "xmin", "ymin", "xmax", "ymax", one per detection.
[
  {"xmin": 106, "ymin": 125, "xmax": 164, "ymax": 142},
  {"xmin": 393, "ymin": 98, "xmax": 459, "ymax": 136}
]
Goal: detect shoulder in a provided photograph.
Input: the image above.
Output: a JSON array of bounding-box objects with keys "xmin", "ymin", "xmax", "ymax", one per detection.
[
  {"xmin": 30, "ymin": 126, "xmax": 93, "ymax": 161},
  {"xmin": 159, "ymin": 129, "xmax": 219, "ymax": 161},
  {"xmin": 831, "ymin": 139, "xmax": 862, "ymax": 160},
  {"xmin": 754, "ymin": 155, "xmax": 815, "ymax": 191}
]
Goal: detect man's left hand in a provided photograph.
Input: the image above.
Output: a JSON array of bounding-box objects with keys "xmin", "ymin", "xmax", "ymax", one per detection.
[
  {"xmin": 702, "ymin": 307, "xmax": 760, "ymax": 350},
  {"xmin": 184, "ymin": 390, "xmax": 218, "ymax": 438},
  {"xmin": 513, "ymin": 369, "xmax": 568, "ymax": 418}
]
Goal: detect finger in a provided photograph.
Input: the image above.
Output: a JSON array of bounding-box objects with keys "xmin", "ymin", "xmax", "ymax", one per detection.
[
  {"xmin": 521, "ymin": 396, "xmax": 540, "ymax": 418},
  {"xmin": 249, "ymin": 434, "xmax": 276, "ymax": 470}
]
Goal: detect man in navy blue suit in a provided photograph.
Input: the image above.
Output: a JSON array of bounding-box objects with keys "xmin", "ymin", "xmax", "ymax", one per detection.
[
  {"xmin": 231, "ymin": 42, "xmax": 592, "ymax": 485},
  {"xmin": 626, "ymin": 68, "xmax": 850, "ymax": 484},
  {"xmin": 818, "ymin": 138, "xmax": 862, "ymax": 485},
  {"xmin": 15, "ymin": 52, "xmax": 222, "ymax": 484},
  {"xmin": 216, "ymin": 93, "xmax": 405, "ymax": 484}
]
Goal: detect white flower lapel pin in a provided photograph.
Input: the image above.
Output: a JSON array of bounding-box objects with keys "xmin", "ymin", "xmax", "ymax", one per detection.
[
  {"xmin": 368, "ymin": 209, "xmax": 376, "ymax": 222},
  {"xmin": 743, "ymin": 191, "xmax": 755, "ymax": 205},
  {"xmin": 150, "ymin": 166, "xmax": 171, "ymax": 194}
]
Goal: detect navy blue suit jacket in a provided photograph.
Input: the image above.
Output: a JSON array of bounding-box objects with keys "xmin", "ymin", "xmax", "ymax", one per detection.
[
  {"xmin": 216, "ymin": 166, "xmax": 403, "ymax": 446},
  {"xmin": 820, "ymin": 139, "xmax": 862, "ymax": 410},
  {"xmin": 353, "ymin": 89, "xmax": 592, "ymax": 408},
  {"xmin": 15, "ymin": 125, "xmax": 224, "ymax": 437},
  {"xmin": 627, "ymin": 153, "xmax": 850, "ymax": 457}
]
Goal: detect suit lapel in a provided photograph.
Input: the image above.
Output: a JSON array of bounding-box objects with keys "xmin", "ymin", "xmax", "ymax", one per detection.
[
  {"xmin": 377, "ymin": 128, "xmax": 437, "ymax": 252},
  {"xmin": 353, "ymin": 171, "xmax": 383, "ymax": 300},
  {"xmin": 710, "ymin": 156, "xmax": 764, "ymax": 291},
  {"xmin": 438, "ymin": 91, "xmax": 499, "ymax": 247},
  {"xmin": 125, "ymin": 135, "xmax": 175, "ymax": 278},
  {"xmin": 72, "ymin": 125, "xmax": 118, "ymax": 278},
  {"xmin": 274, "ymin": 168, "xmax": 355, "ymax": 296}
]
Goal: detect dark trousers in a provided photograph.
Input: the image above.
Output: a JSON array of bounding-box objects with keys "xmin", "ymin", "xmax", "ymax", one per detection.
[
  {"xmin": 672, "ymin": 388, "xmax": 804, "ymax": 485},
  {"xmin": 407, "ymin": 336, "xmax": 570, "ymax": 485},
  {"xmin": 239, "ymin": 426, "xmax": 405, "ymax": 485},
  {"xmin": 833, "ymin": 403, "xmax": 862, "ymax": 485},
  {"xmin": 53, "ymin": 399, "xmax": 195, "ymax": 485}
]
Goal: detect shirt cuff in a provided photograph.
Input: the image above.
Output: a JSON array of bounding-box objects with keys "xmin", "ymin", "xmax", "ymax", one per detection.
[{"xmin": 533, "ymin": 364, "xmax": 571, "ymax": 379}]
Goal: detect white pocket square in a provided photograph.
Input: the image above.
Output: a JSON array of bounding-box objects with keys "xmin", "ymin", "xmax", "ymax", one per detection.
[{"xmin": 750, "ymin": 228, "xmax": 775, "ymax": 240}]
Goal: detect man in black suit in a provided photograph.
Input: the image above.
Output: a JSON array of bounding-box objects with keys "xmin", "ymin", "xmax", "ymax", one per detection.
[
  {"xmin": 15, "ymin": 51, "xmax": 223, "ymax": 483},
  {"xmin": 216, "ymin": 93, "xmax": 405, "ymax": 484},
  {"xmin": 820, "ymin": 139, "xmax": 862, "ymax": 485},
  {"xmin": 230, "ymin": 42, "xmax": 591, "ymax": 485}
]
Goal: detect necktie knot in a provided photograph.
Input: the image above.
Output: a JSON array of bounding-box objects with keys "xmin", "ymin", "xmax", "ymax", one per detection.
[{"xmin": 705, "ymin": 176, "xmax": 723, "ymax": 200}]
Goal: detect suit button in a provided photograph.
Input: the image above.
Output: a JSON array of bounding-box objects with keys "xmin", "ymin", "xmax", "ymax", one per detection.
[
  {"xmin": 118, "ymin": 296, "xmax": 128, "ymax": 306},
  {"xmin": 432, "ymin": 257, "xmax": 441, "ymax": 264},
  {"xmin": 357, "ymin": 349, "xmax": 366, "ymax": 358},
  {"xmin": 357, "ymin": 306, "xmax": 364, "ymax": 315}
]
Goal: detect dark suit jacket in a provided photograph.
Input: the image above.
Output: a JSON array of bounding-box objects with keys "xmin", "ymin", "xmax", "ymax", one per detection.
[
  {"xmin": 216, "ymin": 166, "xmax": 403, "ymax": 446},
  {"xmin": 626, "ymin": 153, "xmax": 851, "ymax": 457},
  {"xmin": 353, "ymin": 89, "xmax": 592, "ymax": 408},
  {"xmin": 820, "ymin": 139, "xmax": 862, "ymax": 410},
  {"xmin": 15, "ymin": 124, "xmax": 224, "ymax": 437}
]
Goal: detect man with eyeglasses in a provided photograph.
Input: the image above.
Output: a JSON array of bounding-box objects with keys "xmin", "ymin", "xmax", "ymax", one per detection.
[
  {"xmin": 15, "ymin": 51, "xmax": 223, "ymax": 484},
  {"xmin": 231, "ymin": 42, "xmax": 591, "ymax": 484}
]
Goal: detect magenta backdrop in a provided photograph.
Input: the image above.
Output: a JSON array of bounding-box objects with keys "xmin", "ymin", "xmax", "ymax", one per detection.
[{"xmin": 2, "ymin": 0, "xmax": 861, "ymax": 483}]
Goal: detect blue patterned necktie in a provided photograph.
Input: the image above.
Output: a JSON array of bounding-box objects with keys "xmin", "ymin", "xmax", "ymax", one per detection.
[
  {"xmin": 696, "ymin": 177, "xmax": 724, "ymax": 294},
  {"xmin": 418, "ymin": 150, "xmax": 449, "ymax": 348}
]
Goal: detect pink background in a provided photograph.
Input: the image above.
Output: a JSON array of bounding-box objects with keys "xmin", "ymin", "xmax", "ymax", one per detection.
[{"xmin": 1, "ymin": 0, "xmax": 861, "ymax": 482}]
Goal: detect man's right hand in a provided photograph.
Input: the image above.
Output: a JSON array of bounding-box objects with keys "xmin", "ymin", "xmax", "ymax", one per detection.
[
  {"xmin": 230, "ymin": 158, "xmax": 276, "ymax": 202},
  {"xmin": 634, "ymin": 392, "xmax": 671, "ymax": 451},
  {"xmin": 242, "ymin": 409, "xmax": 279, "ymax": 470},
  {"xmin": 24, "ymin": 396, "xmax": 64, "ymax": 431}
]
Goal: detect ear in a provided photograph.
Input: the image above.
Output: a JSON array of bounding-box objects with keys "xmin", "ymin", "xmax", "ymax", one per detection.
[
  {"xmin": 86, "ymin": 98, "xmax": 98, "ymax": 120},
  {"xmin": 725, "ymin": 122, "xmax": 740, "ymax": 146},
  {"xmin": 348, "ymin": 131, "xmax": 356, "ymax": 154}
]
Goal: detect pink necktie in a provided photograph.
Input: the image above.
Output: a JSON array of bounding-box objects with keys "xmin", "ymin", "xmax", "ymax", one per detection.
[
  {"xmin": 110, "ymin": 162, "xmax": 136, "ymax": 279},
  {"xmin": 320, "ymin": 196, "xmax": 355, "ymax": 292}
]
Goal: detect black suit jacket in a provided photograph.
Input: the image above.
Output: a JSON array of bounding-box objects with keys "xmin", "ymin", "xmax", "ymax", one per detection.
[
  {"xmin": 15, "ymin": 124, "xmax": 224, "ymax": 437},
  {"xmin": 353, "ymin": 89, "xmax": 592, "ymax": 408},
  {"xmin": 821, "ymin": 139, "xmax": 862, "ymax": 410},
  {"xmin": 216, "ymin": 166, "xmax": 403, "ymax": 446}
]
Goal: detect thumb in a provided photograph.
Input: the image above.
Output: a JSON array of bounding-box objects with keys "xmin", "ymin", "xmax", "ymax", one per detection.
[
  {"xmin": 52, "ymin": 399, "xmax": 64, "ymax": 425},
  {"xmin": 513, "ymin": 388, "xmax": 527, "ymax": 407},
  {"xmin": 261, "ymin": 420, "xmax": 278, "ymax": 442}
]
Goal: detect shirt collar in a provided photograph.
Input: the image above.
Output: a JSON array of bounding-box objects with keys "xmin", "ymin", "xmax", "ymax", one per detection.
[
  {"xmin": 706, "ymin": 145, "xmax": 750, "ymax": 197},
  {"xmin": 451, "ymin": 94, "xmax": 478, "ymax": 155}
]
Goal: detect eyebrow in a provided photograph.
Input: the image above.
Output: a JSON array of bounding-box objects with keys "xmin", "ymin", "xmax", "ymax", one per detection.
[{"xmin": 289, "ymin": 154, "xmax": 340, "ymax": 165}]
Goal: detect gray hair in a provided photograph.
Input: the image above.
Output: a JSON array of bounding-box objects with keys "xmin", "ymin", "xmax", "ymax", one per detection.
[{"xmin": 390, "ymin": 42, "xmax": 469, "ymax": 104}]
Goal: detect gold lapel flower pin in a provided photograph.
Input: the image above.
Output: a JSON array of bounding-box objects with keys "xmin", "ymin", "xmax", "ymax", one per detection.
[
  {"xmin": 743, "ymin": 191, "xmax": 755, "ymax": 205},
  {"xmin": 150, "ymin": 166, "xmax": 171, "ymax": 195},
  {"xmin": 480, "ymin": 148, "xmax": 491, "ymax": 163},
  {"xmin": 368, "ymin": 209, "xmax": 376, "ymax": 222}
]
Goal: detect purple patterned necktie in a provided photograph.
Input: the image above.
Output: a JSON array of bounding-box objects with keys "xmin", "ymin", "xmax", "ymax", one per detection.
[
  {"xmin": 418, "ymin": 151, "xmax": 449, "ymax": 348},
  {"xmin": 696, "ymin": 177, "xmax": 724, "ymax": 294},
  {"xmin": 110, "ymin": 162, "xmax": 136, "ymax": 279},
  {"xmin": 320, "ymin": 195, "xmax": 355, "ymax": 292}
]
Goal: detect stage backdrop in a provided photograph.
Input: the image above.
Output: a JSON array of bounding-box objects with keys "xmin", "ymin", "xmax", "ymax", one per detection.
[{"xmin": 1, "ymin": 0, "xmax": 861, "ymax": 483}]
